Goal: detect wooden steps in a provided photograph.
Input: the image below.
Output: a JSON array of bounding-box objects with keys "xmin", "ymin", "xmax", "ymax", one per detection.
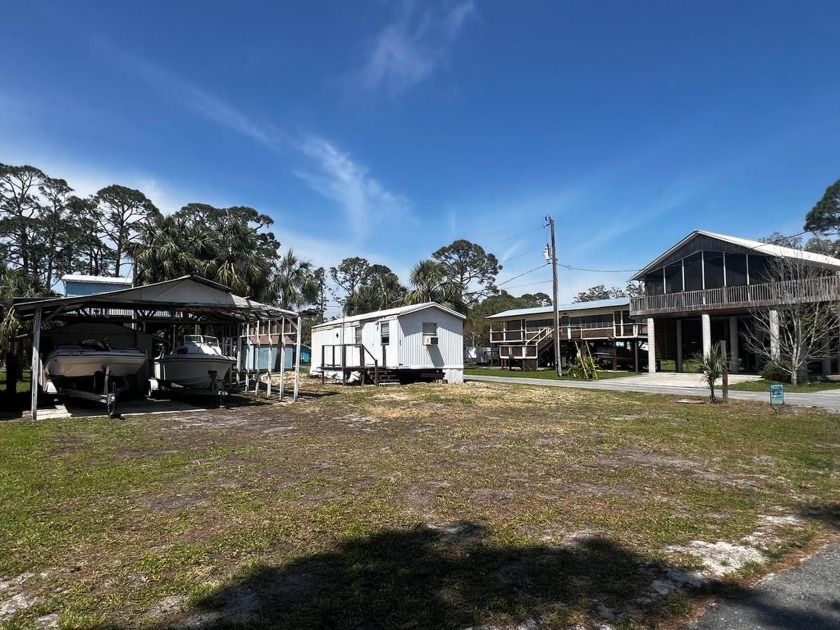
[{"xmin": 377, "ymin": 369, "xmax": 400, "ymax": 386}]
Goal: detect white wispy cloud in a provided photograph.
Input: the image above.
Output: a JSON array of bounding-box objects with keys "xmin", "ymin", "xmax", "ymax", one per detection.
[
  {"xmin": 96, "ymin": 42, "xmax": 411, "ymax": 240},
  {"xmin": 359, "ymin": 0, "xmax": 476, "ymax": 94},
  {"xmin": 294, "ymin": 136, "xmax": 411, "ymax": 242},
  {"xmin": 95, "ymin": 40, "xmax": 285, "ymax": 152}
]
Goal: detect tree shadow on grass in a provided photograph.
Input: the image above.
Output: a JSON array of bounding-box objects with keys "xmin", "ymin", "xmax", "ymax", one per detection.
[
  {"xmin": 156, "ymin": 523, "xmax": 742, "ymax": 630},
  {"xmin": 798, "ymin": 503, "xmax": 840, "ymax": 531}
]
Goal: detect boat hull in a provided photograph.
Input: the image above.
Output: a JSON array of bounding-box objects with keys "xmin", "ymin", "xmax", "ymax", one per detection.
[
  {"xmin": 46, "ymin": 348, "xmax": 147, "ymax": 380},
  {"xmin": 154, "ymin": 356, "xmax": 236, "ymax": 388}
]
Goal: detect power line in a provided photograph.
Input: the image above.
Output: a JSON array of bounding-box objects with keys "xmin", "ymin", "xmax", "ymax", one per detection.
[
  {"xmin": 503, "ymin": 280, "xmax": 553, "ymax": 290},
  {"xmin": 496, "ymin": 262, "xmax": 550, "ymax": 288},
  {"xmin": 558, "ymin": 262, "xmax": 639, "ymax": 273}
]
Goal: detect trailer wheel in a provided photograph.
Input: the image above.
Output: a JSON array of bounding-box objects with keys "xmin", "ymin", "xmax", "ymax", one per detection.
[{"xmin": 106, "ymin": 382, "xmax": 118, "ymax": 418}]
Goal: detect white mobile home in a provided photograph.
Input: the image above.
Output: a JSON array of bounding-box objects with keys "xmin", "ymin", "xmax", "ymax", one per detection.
[{"xmin": 311, "ymin": 302, "xmax": 465, "ymax": 384}]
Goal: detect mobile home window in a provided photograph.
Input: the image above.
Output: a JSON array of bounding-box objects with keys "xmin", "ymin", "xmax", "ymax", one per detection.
[
  {"xmin": 381, "ymin": 322, "xmax": 390, "ymax": 344},
  {"xmin": 422, "ymin": 322, "xmax": 439, "ymax": 346},
  {"xmin": 354, "ymin": 326, "xmax": 362, "ymax": 345}
]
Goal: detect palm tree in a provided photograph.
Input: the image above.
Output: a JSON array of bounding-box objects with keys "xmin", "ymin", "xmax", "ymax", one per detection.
[
  {"xmin": 273, "ymin": 250, "xmax": 319, "ymax": 311},
  {"xmin": 405, "ymin": 259, "xmax": 466, "ymax": 313},
  {"xmin": 696, "ymin": 342, "xmax": 729, "ymax": 403},
  {"xmin": 127, "ymin": 204, "xmax": 280, "ymax": 302},
  {"xmin": 1, "ymin": 263, "xmax": 48, "ymax": 359},
  {"xmin": 129, "ymin": 212, "xmax": 208, "ymax": 284},
  {"xmin": 204, "ymin": 206, "xmax": 278, "ymax": 302}
]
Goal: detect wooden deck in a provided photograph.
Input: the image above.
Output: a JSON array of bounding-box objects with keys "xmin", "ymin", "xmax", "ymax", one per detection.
[{"xmin": 630, "ymin": 276, "xmax": 840, "ymax": 316}]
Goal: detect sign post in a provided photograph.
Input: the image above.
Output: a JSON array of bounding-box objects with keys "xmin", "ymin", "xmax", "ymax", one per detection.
[{"xmin": 770, "ymin": 383, "xmax": 784, "ymax": 411}]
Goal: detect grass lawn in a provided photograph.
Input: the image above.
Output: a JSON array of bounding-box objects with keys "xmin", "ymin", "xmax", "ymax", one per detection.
[
  {"xmin": 1, "ymin": 381, "xmax": 839, "ymax": 628},
  {"xmin": 0, "ymin": 368, "xmax": 31, "ymax": 394},
  {"xmin": 464, "ymin": 366, "xmax": 636, "ymax": 380},
  {"xmin": 729, "ymin": 379, "xmax": 840, "ymax": 393}
]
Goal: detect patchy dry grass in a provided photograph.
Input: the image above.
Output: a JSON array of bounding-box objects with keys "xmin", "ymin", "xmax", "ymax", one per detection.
[{"xmin": 0, "ymin": 380, "xmax": 839, "ymax": 629}]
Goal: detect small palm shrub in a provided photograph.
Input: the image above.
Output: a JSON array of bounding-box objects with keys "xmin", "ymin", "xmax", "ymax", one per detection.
[{"xmin": 696, "ymin": 342, "xmax": 729, "ymax": 403}]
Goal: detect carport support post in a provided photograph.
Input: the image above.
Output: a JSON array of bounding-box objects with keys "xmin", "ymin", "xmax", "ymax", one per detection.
[
  {"xmin": 236, "ymin": 323, "xmax": 243, "ymax": 386},
  {"xmin": 294, "ymin": 315, "xmax": 302, "ymax": 401},
  {"xmin": 266, "ymin": 321, "xmax": 273, "ymax": 399},
  {"xmin": 253, "ymin": 320, "xmax": 260, "ymax": 393},
  {"xmin": 278, "ymin": 321, "xmax": 287, "ymax": 401},
  {"xmin": 30, "ymin": 308, "xmax": 42, "ymax": 421},
  {"xmin": 646, "ymin": 317, "xmax": 656, "ymax": 374}
]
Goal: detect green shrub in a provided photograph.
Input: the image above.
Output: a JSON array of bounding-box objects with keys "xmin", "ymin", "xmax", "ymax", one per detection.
[{"xmin": 761, "ymin": 362, "xmax": 790, "ymax": 383}]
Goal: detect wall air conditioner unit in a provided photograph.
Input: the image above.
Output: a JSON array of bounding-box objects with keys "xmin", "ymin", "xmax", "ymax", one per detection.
[{"xmin": 423, "ymin": 335, "xmax": 439, "ymax": 346}]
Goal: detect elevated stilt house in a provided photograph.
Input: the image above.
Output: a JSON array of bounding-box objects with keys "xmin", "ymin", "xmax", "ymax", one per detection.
[
  {"xmin": 488, "ymin": 298, "xmax": 649, "ymax": 371},
  {"xmin": 630, "ymin": 230, "xmax": 840, "ymax": 374}
]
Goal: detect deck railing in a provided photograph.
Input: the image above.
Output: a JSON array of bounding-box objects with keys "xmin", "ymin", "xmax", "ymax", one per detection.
[
  {"xmin": 320, "ymin": 343, "xmax": 379, "ymax": 385},
  {"xmin": 630, "ymin": 275, "xmax": 840, "ymax": 316},
  {"xmin": 490, "ymin": 323, "xmax": 641, "ymax": 344}
]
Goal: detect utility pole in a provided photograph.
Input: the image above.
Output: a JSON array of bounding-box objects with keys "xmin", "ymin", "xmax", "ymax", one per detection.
[{"xmin": 544, "ymin": 216, "xmax": 562, "ymax": 377}]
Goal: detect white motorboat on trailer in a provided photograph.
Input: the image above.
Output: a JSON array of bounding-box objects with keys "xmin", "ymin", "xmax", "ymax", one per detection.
[
  {"xmin": 45, "ymin": 341, "xmax": 147, "ymax": 382},
  {"xmin": 154, "ymin": 335, "xmax": 236, "ymax": 389}
]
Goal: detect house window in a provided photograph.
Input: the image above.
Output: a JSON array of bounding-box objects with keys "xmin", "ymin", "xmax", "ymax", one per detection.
[
  {"xmin": 526, "ymin": 318, "xmax": 552, "ymax": 330},
  {"xmin": 644, "ymin": 271, "xmax": 665, "ymax": 295},
  {"xmin": 354, "ymin": 326, "xmax": 362, "ymax": 345},
  {"xmin": 381, "ymin": 322, "xmax": 390, "ymax": 344},
  {"xmin": 705, "ymin": 252, "xmax": 725, "ymax": 289},
  {"xmin": 665, "ymin": 263, "xmax": 683, "ymax": 293},
  {"xmin": 727, "ymin": 253, "xmax": 747, "ymax": 286},
  {"xmin": 684, "ymin": 253, "xmax": 703, "ymax": 291}
]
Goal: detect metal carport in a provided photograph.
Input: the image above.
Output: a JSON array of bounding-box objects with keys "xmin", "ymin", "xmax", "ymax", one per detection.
[{"xmin": 11, "ymin": 276, "xmax": 302, "ymax": 420}]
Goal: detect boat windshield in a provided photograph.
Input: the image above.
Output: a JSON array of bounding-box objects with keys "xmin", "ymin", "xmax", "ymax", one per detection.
[{"xmin": 183, "ymin": 335, "xmax": 220, "ymax": 346}]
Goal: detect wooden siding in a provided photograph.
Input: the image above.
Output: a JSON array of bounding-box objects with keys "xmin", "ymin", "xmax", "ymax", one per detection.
[{"xmin": 654, "ymin": 234, "xmax": 754, "ymax": 270}]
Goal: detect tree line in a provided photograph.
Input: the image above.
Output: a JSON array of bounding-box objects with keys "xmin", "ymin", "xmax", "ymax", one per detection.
[
  {"xmin": 7, "ymin": 159, "xmax": 839, "ymax": 353},
  {"xmin": 0, "ymin": 162, "xmax": 522, "ymax": 346}
]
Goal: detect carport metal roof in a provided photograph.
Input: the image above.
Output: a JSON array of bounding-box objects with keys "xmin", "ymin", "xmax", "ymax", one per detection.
[
  {"xmin": 13, "ymin": 276, "xmax": 299, "ymax": 324},
  {"xmin": 15, "ymin": 276, "xmax": 303, "ymax": 419}
]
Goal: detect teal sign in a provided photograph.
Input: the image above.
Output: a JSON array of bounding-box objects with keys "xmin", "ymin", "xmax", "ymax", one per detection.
[{"xmin": 770, "ymin": 383, "xmax": 784, "ymax": 405}]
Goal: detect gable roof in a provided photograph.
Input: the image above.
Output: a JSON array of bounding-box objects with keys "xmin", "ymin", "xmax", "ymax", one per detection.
[
  {"xmin": 632, "ymin": 230, "xmax": 840, "ymax": 280},
  {"xmin": 313, "ymin": 302, "xmax": 466, "ymax": 329},
  {"xmin": 487, "ymin": 297, "xmax": 630, "ymax": 320},
  {"xmin": 62, "ymin": 274, "xmax": 133, "ymax": 286},
  {"xmin": 13, "ymin": 276, "xmax": 298, "ymax": 321}
]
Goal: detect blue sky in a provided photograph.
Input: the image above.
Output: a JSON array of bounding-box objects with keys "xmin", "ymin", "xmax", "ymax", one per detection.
[{"xmin": 2, "ymin": 1, "xmax": 840, "ymax": 310}]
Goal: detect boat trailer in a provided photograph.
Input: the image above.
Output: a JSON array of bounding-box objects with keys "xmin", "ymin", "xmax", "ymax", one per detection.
[
  {"xmin": 49, "ymin": 365, "xmax": 126, "ymax": 418},
  {"xmin": 146, "ymin": 370, "xmax": 236, "ymax": 405}
]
